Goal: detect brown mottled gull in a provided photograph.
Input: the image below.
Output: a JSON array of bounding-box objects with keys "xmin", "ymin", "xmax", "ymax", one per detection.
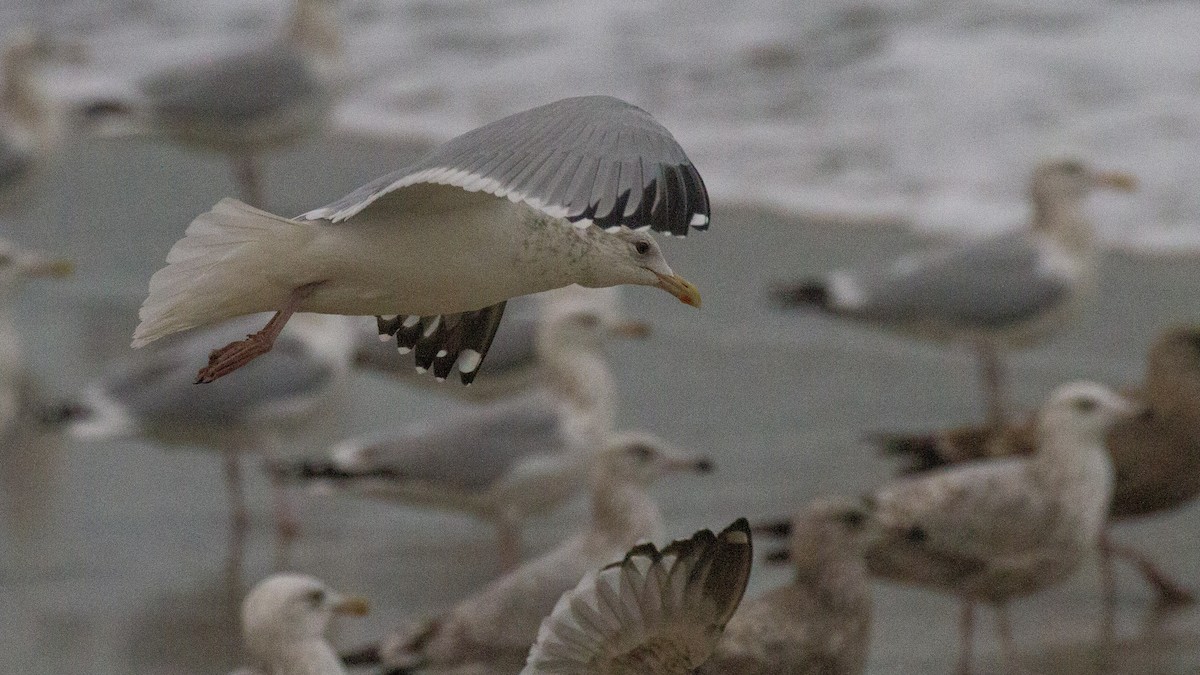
[
  {"xmin": 276, "ymin": 309, "xmax": 644, "ymax": 568},
  {"xmin": 132, "ymin": 96, "xmax": 706, "ymax": 387},
  {"xmin": 231, "ymin": 573, "xmax": 368, "ymax": 675},
  {"xmin": 708, "ymin": 497, "xmax": 873, "ymax": 675},
  {"xmin": 521, "ymin": 519, "xmax": 753, "ymax": 674},
  {"xmin": 873, "ymin": 325, "xmax": 1200, "ymax": 605},
  {"xmin": 773, "ymin": 159, "xmax": 1136, "ymax": 427},
  {"xmin": 861, "ymin": 381, "xmax": 1140, "ymax": 673},
  {"xmin": 344, "ymin": 433, "xmax": 713, "ymax": 674}
]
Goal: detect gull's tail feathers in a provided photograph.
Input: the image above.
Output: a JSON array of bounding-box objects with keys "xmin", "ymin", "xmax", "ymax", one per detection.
[
  {"xmin": 521, "ymin": 519, "xmax": 753, "ymax": 674},
  {"xmin": 132, "ymin": 199, "xmax": 319, "ymax": 347}
]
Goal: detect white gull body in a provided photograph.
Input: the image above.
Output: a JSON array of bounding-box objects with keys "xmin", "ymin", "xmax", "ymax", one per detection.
[
  {"xmin": 522, "ymin": 520, "xmax": 752, "ymax": 675},
  {"xmin": 232, "ymin": 573, "xmax": 368, "ymax": 675},
  {"xmin": 370, "ymin": 434, "xmax": 714, "ymax": 674},
  {"xmin": 67, "ymin": 313, "xmax": 357, "ymax": 535},
  {"xmin": 283, "ymin": 309, "xmax": 641, "ymax": 567},
  {"xmin": 774, "ymin": 160, "xmax": 1136, "ymax": 426},
  {"xmin": 131, "ymin": 95, "xmax": 707, "ymax": 386},
  {"xmin": 861, "ymin": 381, "xmax": 1139, "ymax": 673}
]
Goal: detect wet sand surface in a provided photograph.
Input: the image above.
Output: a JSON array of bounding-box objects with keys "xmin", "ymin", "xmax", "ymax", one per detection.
[{"xmin": 2, "ymin": 134, "xmax": 1199, "ymax": 673}]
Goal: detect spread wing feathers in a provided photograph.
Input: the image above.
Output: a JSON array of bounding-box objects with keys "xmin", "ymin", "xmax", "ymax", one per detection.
[
  {"xmin": 521, "ymin": 519, "xmax": 753, "ymax": 674},
  {"xmin": 377, "ymin": 302, "xmax": 507, "ymax": 384},
  {"xmin": 302, "ymin": 96, "xmax": 710, "ymax": 237}
]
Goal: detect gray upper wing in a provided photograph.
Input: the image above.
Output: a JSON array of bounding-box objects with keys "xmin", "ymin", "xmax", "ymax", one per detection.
[
  {"xmin": 142, "ymin": 45, "xmax": 322, "ymax": 125},
  {"xmin": 343, "ymin": 392, "xmax": 564, "ymax": 492},
  {"xmin": 98, "ymin": 316, "xmax": 333, "ymax": 426},
  {"xmin": 850, "ymin": 234, "xmax": 1071, "ymax": 329},
  {"xmin": 303, "ymin": 95, "xmax": 710, "ymax": 236}
]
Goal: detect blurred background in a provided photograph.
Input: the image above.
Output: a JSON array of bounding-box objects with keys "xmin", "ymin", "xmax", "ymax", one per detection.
[{"xmin": 1, "ymin": 0, "xmax": 1199, "ymax": 673}]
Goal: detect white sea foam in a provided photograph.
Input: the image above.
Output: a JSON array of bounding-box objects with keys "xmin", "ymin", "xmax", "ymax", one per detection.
[{"xmin": 10, "ymin": 0, "xmax": 1200, "ymax": 252}]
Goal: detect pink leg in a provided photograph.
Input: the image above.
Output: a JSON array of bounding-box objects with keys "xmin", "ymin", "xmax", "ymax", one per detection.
[
  {"xmin": 974, "ymin": 340, "xmax": 1008, "ymax": 430},
  {"xmin": 994, "ymin": 603, "xmax": 1019, "ymax": 673},
  {"xmin": 231, "ymin": 153, "xmax": 265, "ymax": 208},
  {"xmin": 1102, "ymin": 532, "xmax": 1195, "ymax": 607},
  {"xmin": 222, "ymin": 448, "xmax": 249, "ymax": 533},
  {"xmin": 196, "ymin": 282, "xmax": 323, "ymax": 384},
  {"xmin": 958, "ymin": 599, "xmax": 975, "ymax": 675}
]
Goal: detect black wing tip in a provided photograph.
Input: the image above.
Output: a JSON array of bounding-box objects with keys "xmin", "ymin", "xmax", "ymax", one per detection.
[{"xmin": 770, "ymin": 280, "xmax": 830, "ymax": 309}]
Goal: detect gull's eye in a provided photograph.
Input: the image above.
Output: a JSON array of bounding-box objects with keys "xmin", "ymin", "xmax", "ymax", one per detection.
[
  {"xmin": 0, "ymin": 254, "xmax": 12, "ymax": 266},
  {"xmin": 575, "ymin": 313, "xmax": 600, "ymax": 328},
  {"xmin": 1060, "ymin": 160, "xmax": 1085, "ymax": 174},
  {"xmin": 1073, "ymin": 397, "xmax": 1098, "ymax": 413},
  {"xmin": 626, "ymin": 444, "xmax": 654, "ymax": 461},
  {"xmin": 634, "ymin": 240, "xmax": 651, "ymax": 256},
  {"xmin": 307, "ymin": 589, "xmax": 326, "ymax": 606}
]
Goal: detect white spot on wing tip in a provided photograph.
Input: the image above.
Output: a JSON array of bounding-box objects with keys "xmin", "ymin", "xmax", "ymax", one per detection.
[
  {"xmin": 435, "ymin": 349, "xmax": 448, "ymax": 358},
  {"xmin": 378, "ymin": 334, "xmax": 391, "ymax": 342},
  {"xmin": 397, "ymin": 346, "xmax": 412, "ymax": 354},
  {"xmin": 458, "ymin": 349, "xmax": 482, "ymax": 373},
  {"xmin": 435, "ymin": 376, "xmax": 446, "ymax": 382},
  {"xmin": 414, "ymin": 366, "xmax": 427, "ymax": 374},
  {"xmin": 690, "ymin": 213, "xmax": 709, "ymax": 226},
  {"xmin": 402, "ymin": 315, "xmax": 420, "ymax": 328}
]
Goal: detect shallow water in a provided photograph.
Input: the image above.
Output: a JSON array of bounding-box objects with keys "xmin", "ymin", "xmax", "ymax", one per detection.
[{"xmin": 0, "ymin": 133, "xmax": 1198, "ymax": 673}]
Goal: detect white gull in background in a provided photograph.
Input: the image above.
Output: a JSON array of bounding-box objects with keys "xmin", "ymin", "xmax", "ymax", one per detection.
[
  {"xmin": 0, "ymin": 29, "xmax": 63, "ymax": 213},
  {"xmin": 279, "ymin": 309, "xmax": 643, "ymax": 568},
  {"xmin": 521, "ymin": 519, "xmax": 752, "ymax": 675},
  {"xmin": 345, "ymin": 433, "xmax": 714, "ymax": 674},
  {"xmin": 353, "ymin": 286, "xmax": 645, "ymax": 402},
  {"xmin": 715, "ymin": 497, "xmax": 874, "ymax": 675},
  {"xmin": 130, "ymin": 95, "xmax": 707, "ymax": 386},
  {"xmin": 860, "ymin": 382, "xmax": 1139, "ymax": 673},
  {"xmin": 773, "ymin": 159, "xmax": 1136, "ymax": 427},
  {"xmin": 231, "ymin": 573, "xmax": 368, "ymax": 675},
  {"xmin": 63, "ymin": 313, "xmax": 357, "ymax": 536},
  {"xmin": 80, "ymin": 0, "xmax": 342, "ymax": 207}
]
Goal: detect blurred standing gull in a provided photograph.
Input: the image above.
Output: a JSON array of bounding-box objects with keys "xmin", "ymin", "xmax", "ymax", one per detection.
[
  {"xmin": 277, "ymin": 309, "xmax": 643, "ymax": 569},
  {"xmin": 521, "ymin": 520, "xmax": 753, "ymax": 675},
  {"xmin": 709, "ymin": 498, "xmax": 873, "ymax": 675},
  {"xmin": 82, "ymin": 0, "xmax": 342, "ymax": 207},
  {"xmin": 352, "ymin": 287, "xmax": 645, "ymax": 401},
  {"xmin": 131, "ymin": 95, "xmax": 707, "ymax": 385},
  {"xmin": 873, "ymin": 325, "xmax": 1200, "ymax": 606},
  {"xmin": 346, "ymin": 434, "xmax": 714, "ymax": 674},
  {"xmin": 65, "ymin": 313, "xmax": 356, "ymax": 536},
  {"xmin": 861, "ymin": 382, "xmax": 1139, "ymax": 673},
  {"xmin": 773, "ymin": 159, "xmax": 1136, "ymax": 427},
  {"xmin": 1, "ymin": 29, "xmax": 61, "ymax": 213},
  {"xmin": 233, "ymin": 573, "xmax": 368, "ymax": 675}
]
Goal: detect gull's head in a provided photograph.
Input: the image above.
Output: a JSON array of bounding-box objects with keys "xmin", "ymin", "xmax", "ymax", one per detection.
[
  {"xmin": 594, "ymin": 431, "xmax": 714, "ymax": 486},
  {"xmin": 785, "ymin": 495, "xmax": 873, "ymax": 574},
  {"xmin": 0, "ymin": 238, "xmax": 73, "ymax": 298},
  {"xmin": 242, "ymin": 573, "xmax": 368, "ymax": 656},
  {"xmin": 1031, "ymin": 158, "xmax": 1137, "ymax": 207},
  {"xmin": 587, "ymin": 228, "xmax": 701, "ymax": 309},
  {"xmin": 1040, "ymin": 381, "xmax": 1143, "ymax": 441}
]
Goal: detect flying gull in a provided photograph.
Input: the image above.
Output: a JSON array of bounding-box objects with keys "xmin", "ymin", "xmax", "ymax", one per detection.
[
  {"xmin": 872, "ymin": 325, "xmax": 1200, "ymax": 606},
  {"xmin": 341, "ymin": 433, "xmax": 714, "ymax": 674},
  {"xmin": 773, "ymin": 159, "xmax": 1136, "ymax": 427},
  {"xmin": 231, "ymin": 573, "xmax": 368, "ymax": 675},
  {"xmin": 522, "ymin": 519, "xmax": 753, "ymax": 674},
  {"xmin": 276, "ymin": 309, "xmax": 642, "ymax": 568},
  {"xmin": 715, "ymin": 497, "xmax": 873, "ymax": 675},
  {"xmin": 131, "ymin": 95, "xmax": 707, "ymax": 387},
  {"xmin": 63, "ymin": 313, "xmax": 357, "ymax": 536},
  {"xmin": 81, "ymin": 0, "xmax": 341, "ymax": 207},
  {"xmin": 860, "ymin": 382, "xmax": 1138, "ymax": 673}
]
